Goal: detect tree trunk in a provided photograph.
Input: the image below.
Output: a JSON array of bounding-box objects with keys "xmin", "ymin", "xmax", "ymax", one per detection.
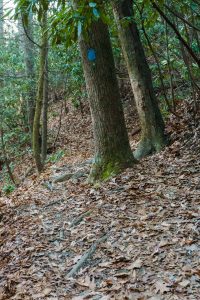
[
  {"xmin": 0, "ymin": 128, "xmax": 17, "ymax": 186},
  {"xmin": 32, "ymin": 9, "xmax": 48, "ymax": 172},
  {"xmin": 19, "ymin": 15, "xmax": 36, "ymax": 133},
  {"xmin": 41, "ymin": 49, "xmax": 48, "ymax": 163},
  {"xmin": 78, "ymin": 17, "xmax": 135, "ymax": 181},
  {"xmin": 112, "ymin": 0, "xmax": 168, "ymax": 159}
]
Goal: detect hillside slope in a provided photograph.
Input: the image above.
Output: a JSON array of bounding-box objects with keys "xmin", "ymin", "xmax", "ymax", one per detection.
[{"xmin": 0, "ymin": 99, "xmax": 200, "ymax": 300}]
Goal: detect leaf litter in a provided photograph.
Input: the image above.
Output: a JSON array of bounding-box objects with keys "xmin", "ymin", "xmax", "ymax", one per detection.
[{"xmin": 0, "ymin": 100, "xmax": 200, "ymax": 299}]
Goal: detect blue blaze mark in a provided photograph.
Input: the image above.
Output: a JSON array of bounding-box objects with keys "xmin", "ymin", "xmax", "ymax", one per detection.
[{"xmin": 87, "ymin": 48, "xmax": 96, "ymax": 61}]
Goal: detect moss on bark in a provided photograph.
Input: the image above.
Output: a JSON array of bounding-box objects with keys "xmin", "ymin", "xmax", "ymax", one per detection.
[
  {"xmin": 32, "ymin": 7, "xmax": 48, "ymax": 172},
  {"xmin": 89, "ymin": 153, "xmax": 135, "ymax": 183}
]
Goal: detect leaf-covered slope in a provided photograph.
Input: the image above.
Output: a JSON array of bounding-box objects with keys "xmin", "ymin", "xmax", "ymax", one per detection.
[{"xmin": 0, "ymin": 100, "xmax": 200, "ymax": 299}]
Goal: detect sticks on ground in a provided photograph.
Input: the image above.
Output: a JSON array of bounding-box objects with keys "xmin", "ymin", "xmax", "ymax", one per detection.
[{"xmin": 67, "ymin": 234, "xmax": 108, "ymax": 278}]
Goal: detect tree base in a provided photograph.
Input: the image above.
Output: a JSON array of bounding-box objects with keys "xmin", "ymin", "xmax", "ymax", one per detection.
[
  {"xmin": 88, "ymin": 155, "xmax": 136, "ymax": 183},
  {"xmin": 133, "ymin": 135, "xmax": 169, "ymax": 160}
]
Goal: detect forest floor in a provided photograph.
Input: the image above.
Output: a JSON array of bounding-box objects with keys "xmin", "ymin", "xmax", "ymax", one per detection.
[{"xmin": 0, "ymin": 96, "xmax": 200, "ymax": 300}]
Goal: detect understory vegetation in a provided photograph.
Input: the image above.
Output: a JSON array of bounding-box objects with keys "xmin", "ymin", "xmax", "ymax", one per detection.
[{"xmin": 0, "ymin": 0, "xmax": 199, "ymax": 189}]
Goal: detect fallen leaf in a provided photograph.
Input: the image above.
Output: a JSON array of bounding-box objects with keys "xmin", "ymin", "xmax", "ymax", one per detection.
[
  {"xmin": 42, "ymin": 287, "xmax": 52, "ymax": 296},
  {"xmin": 127, "ymin": 258, "xmax": 142, "ymax": 269},
  {"xmin": 158, "ymin": 240, "xmax": 171, "ymax": 248},
  {"xmin": 98, "ymin": 261, "xmax": 112, "ymax": 267},
  {"xmin": 154, "ymin": 280, "xmax": 170, "ymax": 294},
  {"xmin": 76, "ymin": 275, "xmax": 96, "ymax": 290},
  {"xmin": 179, "ymin": 279, "xmax": 190, "ymax": 287}
]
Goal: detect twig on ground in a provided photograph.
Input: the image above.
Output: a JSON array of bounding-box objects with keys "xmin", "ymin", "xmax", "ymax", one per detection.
[
  {"xmin": 44, "ymin": 198, "xmax": 65, "ymax": 208},
  {"xmin": 67, "ymin": 234, "xmax": 108, "ymax": 278}
]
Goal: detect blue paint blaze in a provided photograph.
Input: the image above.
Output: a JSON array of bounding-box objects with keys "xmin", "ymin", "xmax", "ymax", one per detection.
[{"xmin": 87, "ymin": 49, "xmax": 96, "ymax": 61}]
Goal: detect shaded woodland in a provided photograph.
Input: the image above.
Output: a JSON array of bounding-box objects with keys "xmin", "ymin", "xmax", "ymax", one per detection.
[{"xmin": 0, "ymin": 1, "xmax": 200, "ymax": 299}]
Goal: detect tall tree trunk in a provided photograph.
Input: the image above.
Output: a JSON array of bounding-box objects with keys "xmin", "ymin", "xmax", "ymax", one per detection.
[
  {"xmin": 78, "ymin": 17, "xmax": 135, "ymax": 182},
  {"xmin": 41, "ymin": 50, "xmax": 48, "ymax": 163},
  {"xmin": 19, "ymin": 15, "xmax": 36, "ymax": 133},
  {"xmin": 32, "ymin": 9, "xmax": 48, "ymax": 172},
  {"xmin": 165, "ymin": 21, "xmax": 176, "ymax": 111},
  {"xmin": 112, "ymin": 0, "xmax": 168, "ymax": 160}
]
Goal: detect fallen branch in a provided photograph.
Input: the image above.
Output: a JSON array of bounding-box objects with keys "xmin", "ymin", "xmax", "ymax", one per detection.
[
  {"xmin": 44, "ymin": 198, "xmax": 65, "ymax": 208},
  {"xmin": 53, "ymin": 172, "xmax": 74, "ymax": 183},
  {"xmin": 53, "ymin": 170, "xmax": 86, "ymax": 183},
  {"xmin": 67, "ymin": 234, "xmax": 108, "ymax": 278}
]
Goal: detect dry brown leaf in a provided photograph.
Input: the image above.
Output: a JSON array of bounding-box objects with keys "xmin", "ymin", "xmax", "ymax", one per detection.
[
  {"xmin": 149, "ymin": 296, "xmax": 163, "ymax": 300},
  {"xmin": 42, "ymin": 287, "xmax": 52, "ymax": 296},
  {"xmin": 179, "ymin": 279, "xmax": 190, "ymax": 288},
  {"xmin": 98, "ymin": 261, "xmax": 112, "ymax": 267},
  {"xmin": 76, "ymin": 275, "xmax": 96, "ymax": 290},
  {"xmin": 158, "ymin": 240, "xmax": 171, "ymax": 248},
  {"xmin": 154, "ymin": 280, "xmax": 170, "ymax": 294},
  {"xmin": 127, "ymin": 258, "xmax": 142, "ymax": 269}
]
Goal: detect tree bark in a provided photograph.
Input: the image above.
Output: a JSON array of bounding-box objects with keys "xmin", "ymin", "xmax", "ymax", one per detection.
[
  {"xmin": 18, "ymin": 15, "xmax": 36, "ymax": 133},
  {"xmin": 32, "ymin": 9, "xmax": 48, "ymax": 172},
  {"xmin": 77, "ymin": 16, "xmax": 135, "ymax": 181},
  {"xmin": 41, "ymin": 48, "xmax": 48, "ymax": 163},
  {"xmin": 0, "ymin": 128, "xmax": 17, "ymax": 186},
  {"xmin": 112, "ymin": 0, "xmax": 168, "ymax": 159}
]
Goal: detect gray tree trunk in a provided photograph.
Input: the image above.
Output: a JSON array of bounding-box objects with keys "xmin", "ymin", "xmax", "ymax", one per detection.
[
  {"xmin": 32, "ymin": 9, "xmax": 48, "ymax": 172},
  {"xmin": 18, "ymin": 14, "xmax": 36, "ymax": 133},
  {"xmin": 112, "ymin": 0, "xmax": 168, "ymax": 159},
  {"xmin": 78, "ymin": 17, "xmax": 135, "ymax": 181},
  {"xmin": 41, "ymin": 44, "xmax": 48, "ymax": 163}
]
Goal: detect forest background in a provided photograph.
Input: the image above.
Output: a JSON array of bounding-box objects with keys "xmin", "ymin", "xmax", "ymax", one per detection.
[{"xmin": 0, "ymin": 0, "xmax": 199, "ymax": 190}]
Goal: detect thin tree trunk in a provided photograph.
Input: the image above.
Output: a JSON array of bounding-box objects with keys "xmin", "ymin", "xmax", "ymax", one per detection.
[
  {"xmin": 0, "ymin": 129, "xmax": 17, "ymax": 186},
  {"xmin": 112, "ymin": 0, "xmax": 168, "ymax": 160},
  {"xmin": 151, "ymin": 1, "xmax": 200, "ymax": 68},
  {"xmin": 137, "ymin": 7, "xmax": 173, "ymax": 114},
  {"xmin": 182, "ymin": 21, "xmax": 200, "ymax": 113},
  {"xmin": 18, "ymin": 15, "xmax": 36, "ymax": 133},
  {"xmin": 22, "ymin": 15, "xmax": 36, "ymax": 133},
  {"xmin": 41, "ymin": 45, "xmax": 48, "ymax": 163},
  {"xmin": 32, "ymin": 9, "xmax": 48, "ymax": 172},
  {"xmin": 165, "ymin": 21, "xmax": 176, "ymax": 111},
  {"xmin": 191, "ymin": 9, "xmax": 200, "ymax": 51},
  {"xmin": 164, "ymin": 3, "xmax": 200, "ymax": 33},
  {"xmin": 77, "ymin": 15, "xmax": 135, "ymax": 181}
]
